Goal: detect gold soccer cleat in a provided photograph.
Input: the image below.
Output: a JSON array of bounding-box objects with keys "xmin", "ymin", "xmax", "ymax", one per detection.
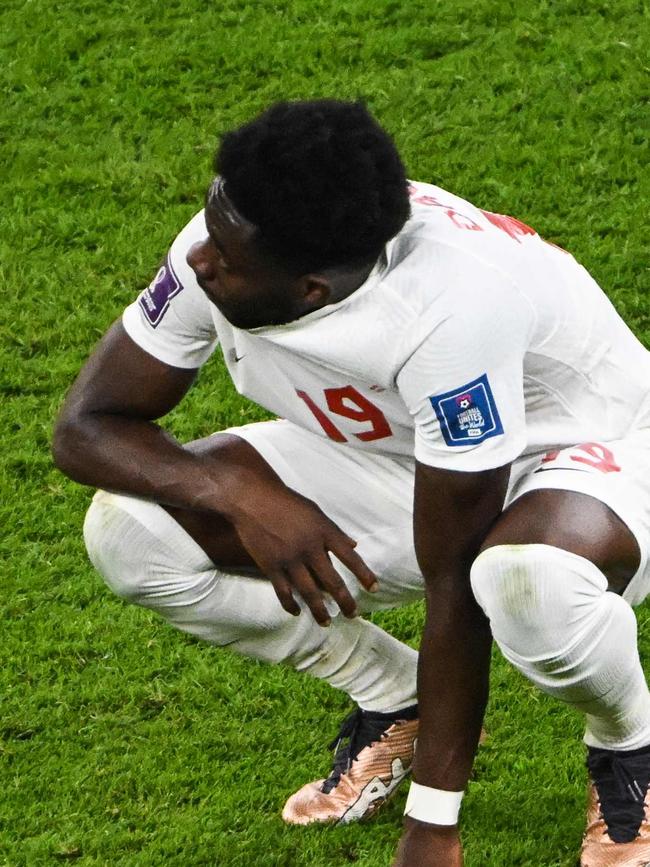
[
  {"xmin": 581, "ymin": 745, "xmax": 650, "ymax": 866},
  {"xmin": 282, "ymin": 705, "xmax": 418, "ymax": 826}
]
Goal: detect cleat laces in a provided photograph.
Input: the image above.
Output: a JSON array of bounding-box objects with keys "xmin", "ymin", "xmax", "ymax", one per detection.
[
  {"xmin": 587, "ymin": 745, "xmax": 650, "ymax": 844},
  {"xmin": 321, "ymin": 705, "xmax": 417, "ymax": 795}
]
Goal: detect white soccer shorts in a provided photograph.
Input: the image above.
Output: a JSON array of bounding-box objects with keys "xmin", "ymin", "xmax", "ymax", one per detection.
[{"xmin": 224, "ymin": 420, "xmax": 650, "ymax": 607}]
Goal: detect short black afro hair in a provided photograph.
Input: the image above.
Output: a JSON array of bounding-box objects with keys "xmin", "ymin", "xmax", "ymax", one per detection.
[{"xmin": 214, "ymin": 99, "xmax": 410, "ymax": 273}]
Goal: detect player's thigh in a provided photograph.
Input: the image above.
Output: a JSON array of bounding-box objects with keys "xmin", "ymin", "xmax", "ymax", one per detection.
[
  {"xmin": 180, "ymin": 419, "xmax": 423, "ymax": 609},
  {"xmin": 480, "ymin": 438, "xmax": 650, "ymax": 597}
]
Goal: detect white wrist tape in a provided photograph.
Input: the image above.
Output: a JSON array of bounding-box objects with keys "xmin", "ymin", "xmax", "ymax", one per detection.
[{"xmin": 404, "ymin": 781, "xmax": 464, "ymax": 825}]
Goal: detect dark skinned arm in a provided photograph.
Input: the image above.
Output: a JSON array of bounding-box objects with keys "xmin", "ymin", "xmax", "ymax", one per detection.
[
  {"xmin": 53, "ymin": 320, "xmax": 201, "ymax": 499},
  {"xmin": 393, "ymin": 460, "xmax": 510, "ymax": 867},
  {"xmin": 52, "ymin": 320, "xmax": 377, "ymax": 624}
]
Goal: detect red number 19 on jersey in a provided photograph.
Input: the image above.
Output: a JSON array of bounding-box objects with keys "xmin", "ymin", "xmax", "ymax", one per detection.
[{"xmin": 296, "ymin": 386, "xmax": 392, "ymax": 443}]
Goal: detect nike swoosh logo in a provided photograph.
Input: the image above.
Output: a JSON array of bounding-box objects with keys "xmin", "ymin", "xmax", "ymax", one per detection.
[{"xmin": 533, "ymin": 466, "xmax": 591, "ymax": 474}]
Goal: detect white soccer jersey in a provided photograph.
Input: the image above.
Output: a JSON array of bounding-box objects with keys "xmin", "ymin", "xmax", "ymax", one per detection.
[{"xmin": 122, "ymin": 181, "xmax": 650, "ymax": 472}]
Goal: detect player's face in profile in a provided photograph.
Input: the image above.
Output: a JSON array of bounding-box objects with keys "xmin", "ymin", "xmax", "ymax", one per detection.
[{"xmin": 186, "ymin": 180, "xmax": 311, "ymax": 330}]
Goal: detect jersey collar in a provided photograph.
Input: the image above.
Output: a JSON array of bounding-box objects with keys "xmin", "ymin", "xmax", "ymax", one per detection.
[{"xmin": 247, "ymin": 242, "xmax": 393, "ymax": 335}]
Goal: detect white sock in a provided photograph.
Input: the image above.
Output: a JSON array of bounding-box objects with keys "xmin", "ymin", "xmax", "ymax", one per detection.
[
  {"xmin": 83, "ymin": 490, "xmax": 418, "ymax": 713},
  {"xmin": 471, "ymin": 544, "xmax": 650, "ymax": 750}
]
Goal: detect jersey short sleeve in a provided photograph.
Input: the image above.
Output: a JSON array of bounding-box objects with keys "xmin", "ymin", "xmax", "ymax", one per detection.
[
  {"xmin": 396, "ymin": 263, "xmax": 533, "ymax": 472},
  {"xmin": 122, "ymin": 211, "xmax": 218, "ymax": 369}
]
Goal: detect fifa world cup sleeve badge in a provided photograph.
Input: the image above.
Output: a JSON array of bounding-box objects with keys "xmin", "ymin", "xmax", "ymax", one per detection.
[
  {"xmin": 429, "ymin": 373, "xmax": 504, "ymax": 447},
  {"xmin": 138, "ymin": 255, "xmax": 183, "ymax": 328}
]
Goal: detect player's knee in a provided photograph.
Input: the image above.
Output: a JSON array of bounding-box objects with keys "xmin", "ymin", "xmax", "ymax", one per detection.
[
  {"xmin": 83, "ymin": 491, "xmax": 156, "ymax": 600},
  {"xmin": 471, "ymin": 545, "xmax": 546, "ymax": 629},
  {"xmin": 470, "ymin": 544, "xmax": 607, "ymax": 657}
]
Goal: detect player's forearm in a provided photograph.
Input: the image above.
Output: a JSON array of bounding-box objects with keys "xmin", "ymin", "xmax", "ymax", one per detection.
[
  {"xmin": 410, "ymin": 462, "xmax": 508, "ymax": 789},
  {"xmin": 52, "ymin": 412, "xmax": 268, "ymax": 516},
  {"xmin": 413, "ymin": 579, "xmax": 492, "ymax": 791}
]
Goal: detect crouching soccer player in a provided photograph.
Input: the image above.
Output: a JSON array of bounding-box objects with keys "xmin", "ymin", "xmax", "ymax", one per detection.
[{"xmin": 53, "ymin": 100, "xmax": 650, "ymax": 866}]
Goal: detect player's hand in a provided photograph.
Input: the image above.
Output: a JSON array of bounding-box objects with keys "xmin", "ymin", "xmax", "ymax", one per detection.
[
  {"xmin": 392, "ymin": 819, "xmax": 463, "ymax": 867},
  {"xmin": 228, "ymin": 482, "xmax": 379, "ymax": 625}
]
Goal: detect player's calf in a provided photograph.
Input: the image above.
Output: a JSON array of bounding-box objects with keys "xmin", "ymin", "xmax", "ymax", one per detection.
[
  {"xmin": 470, "ymin": 544, "xmax": 650, "ymax": 748},
  {"xmin": 471, "ymin": 543, "xmax": 650, "ymax": 865},
  {"xmin": 83, "ymin": 488, "xmax": 419, "ymax": 732}
]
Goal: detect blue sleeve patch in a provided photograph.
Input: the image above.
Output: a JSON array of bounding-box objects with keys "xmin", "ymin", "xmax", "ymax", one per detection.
[
  {"xmin": 429, "ymin": 374, "xmax": 504, "ymax": 447},
  {"xmin": 138, "ymin": 256, "xmax": 182, "ymax": 328}
]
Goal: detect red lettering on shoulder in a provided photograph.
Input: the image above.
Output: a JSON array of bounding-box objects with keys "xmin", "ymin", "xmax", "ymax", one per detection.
[
  {"xmin": 409, "ymin": 187, "xmax": 483, "ymax": 232},
  {"xmin": 480, "ymin": 210, "xmax": 537, "ymax": 243}
]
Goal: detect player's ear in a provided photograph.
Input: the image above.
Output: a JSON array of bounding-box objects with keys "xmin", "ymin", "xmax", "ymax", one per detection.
[{"xmin": 299, "ymin": 274, "xmax": 333, "ymax": 308}]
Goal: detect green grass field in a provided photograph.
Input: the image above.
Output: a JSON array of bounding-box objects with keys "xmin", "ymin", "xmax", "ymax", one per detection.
[{"xmin": 2, "ymin": 0, "xmax": 649, "ymax": 864}]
